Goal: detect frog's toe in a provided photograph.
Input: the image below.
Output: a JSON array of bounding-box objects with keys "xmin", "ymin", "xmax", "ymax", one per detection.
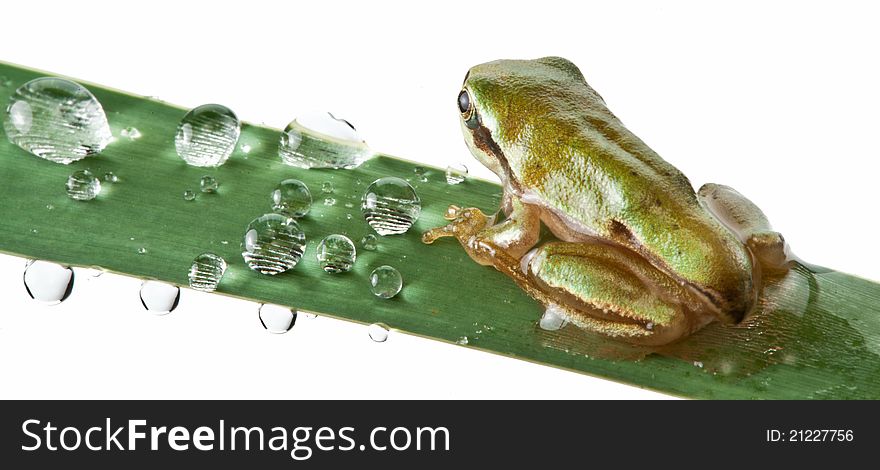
[{"xmin": 443, "ymin": 204, "xmax": 463, "ymax": 220}]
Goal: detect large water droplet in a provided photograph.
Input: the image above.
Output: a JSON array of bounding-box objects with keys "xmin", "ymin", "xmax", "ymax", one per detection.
[
  {"xmin": 361, "ymin": 177, "xmax": 421, "ymax": 235},
  {"xmin": 278, "ymin": 111, "xmax": 371, "ymax": 169},
  {"xmin": 139, "ymin": 280, "xmax": 180, "ymax": 315},
  {"xmin": 242, "ymin": 213, "xmax": 306, "ymax": 275},
  {"xmin": 174, "ymin": 104, "xmax": 240, "ymax": 167},
  {"xmin": 66, "ymin": 170, "xmax": 101, "ymax": 201},
  {"xmin": 316, "ymin": 234, "xmax": 356, "ymax": 273},
  {"xmin": 271, "ymin": 179, "xmax": 312, "ymax": 218},
  {"xmin": 188, "ymin": 252, "xmax": 227, "ymax": 292},
  {"xmin": 258, "ymin": 304, "xmax": 297, "ymax": 334},
  {"xmin": 3, "ymin": 77, "xmax": 111, "ymax": 164},
  {"xmin": 368, "ymin": 323, "xmax": 389, "ymax": 342},
  {"xmin": 23, "ymin": 260, "xmax": 74, "ymax": 305},
  {"xmin": 369, "ymin": 265, "xmax": 402, "ymax": 299},
  {"xmin": 446, "ymin": 163, "xmax": 468, "ymax": 184}
]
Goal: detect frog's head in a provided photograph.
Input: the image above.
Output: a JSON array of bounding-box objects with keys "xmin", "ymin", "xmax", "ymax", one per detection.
[{"xmin": 456, "ymin": 57, "xmax": 603, "ymax": 193}]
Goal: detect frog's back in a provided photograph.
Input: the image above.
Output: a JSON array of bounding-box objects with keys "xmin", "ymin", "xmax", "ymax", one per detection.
[{"xmin": 476, "ymin": 57, "xmax": 755, "ymax": 320}]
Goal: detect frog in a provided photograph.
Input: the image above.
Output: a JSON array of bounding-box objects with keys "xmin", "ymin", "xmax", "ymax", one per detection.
[{"xmin": 422, "ymin": 57, "xmax": 789, "ymax": 346}]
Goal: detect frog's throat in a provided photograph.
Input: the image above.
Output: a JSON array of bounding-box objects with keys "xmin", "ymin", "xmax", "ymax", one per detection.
[{"xmin": 470, "ymin": 123, "xmax": 522, "ymax": 194}]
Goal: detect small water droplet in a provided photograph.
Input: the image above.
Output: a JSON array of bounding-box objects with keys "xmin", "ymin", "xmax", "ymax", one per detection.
[
  {"xmin": 183, "ymin": 190, "xmax": 196, "ymax": 201},
  {"xmin": 316, "ymin": 234, "xmax": 356, "ymax": 273},
  {"xmin": 0, "ymin": 75, "xmax": 11, "ymax": 87},
  {"xmin": 46, "ymin": 204, "xmax": 54, "ymax": 210},
  {"xmin": 278, "ymin": 111, "xmax": 371, "ymax": 169},
  {"xmin": 220, "ymin": 240, "xmax": 229, "ymax": 245},
  {"xmin": 361, "ymin": 177, "xmax": 421, "ymax": 235},
  {"xmin": 456, "ymin": 336, "xmax": 469, "ymax": 345},
  {"xmin": 271, "ymin": 179, "xmax": 312, "ymax": 217},
  {"xmin": 242, "ymin": 213, "xmax": 306, "ymax": 275},
  {"xmin": 324, "ymin": 197, "xmax": 336, "ymax": 206},
  {"xmin": 174, "ymin": 104, "xmax": 240, "ymax": 167},
  {"xmin": 23, "ymin": 260, "xmax": 74, "ymax": 305},
  {"xmin": 344, "ymin": 202, "xmax": 354, "ymax": 209},
  {"xmin": 3, "ymin": 77, "xmax": 111, "ymax": 164},
  {"xmin": 103, "ymin": 172, "xmax": 118, "ymax": 183},
  {"xmin": 368, "ymin": 323, "xmax": 389, "ymax": 342},
  {"xmin": 446, "ymin": 163, "xmax": 468, "ymax": 184},
  {"xmin": 188, "ymin": 252, "xmax": 227, "ymax": 292},
  {"xmin": 240, "ymin": 143, "xmax": 252, "ymax": 153},
  {"xmin": 321, "ymin": 181, "xmax": 334, "ymax": 194},
  {"xmin": 200, "ymin": 175, "xmax": 218, "ymax": 193},
  {"xmin": 66, "ymin": 170, "xmax": 101, "ymax": 201},
  {"xmin": 139, "ymin": 280, "xmax": 180, "ymax": 315},
  {"xmin": 346, "ymin": 213, "xmax": 353, "ymax": 220},
  {"xmin": 120, "ymin": 126, "xmax": 142, "ymax": 140},
  {"xmin": 258, "ymin": 304, "xmax": 297, "ymax": 334},
  {"xmin": 369, "ymin": 265, "xmax": 402, "ymax": 299},
  {"xmin": 360, "ymin": 234, "xmax": 378, "ymax": 251},
  {"xmin": 539, "ymin": 304, "xmax": 569, "ymax": 331},
  {"xmin": 413, "ymin": 166, "xmax": 426, "ymax": 175},
  {"xmin": 137, "ymin": 247, "xmax": 147, "ymax": 255},
  {"xmin": 694, "ymin": 361, "xmax": 704, "ymax": 368}
]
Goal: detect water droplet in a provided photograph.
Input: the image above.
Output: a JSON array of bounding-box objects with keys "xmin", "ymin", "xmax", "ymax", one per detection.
[
  {"xmin": 368, "ymin": 323, "xmax": 389, "ymax": 342},
  {"xmin": 240, "ymin": 143, "xmax": 251, "ymax": 153},
  {"xmin": 456, "ymin": 336, "xmax": 469, "ymax": 345},
  {"xmin": 321, "ymin": 181, "xmax": 334, "ymax": 194},
  {"xmin": 369, "ymin": 265, "xmax": 402, "ymax": 299},
  {"xmin": 139, "ymin": 280, "xmax": 180, "ymax": 315},
  {"xmin": 316, "ymin": 234, "xmax": 356, "ymax": 273},
  {"xmin": 271, "ymin": 179, "xmax": 312, "ymax": 218},
  {"xmin": 446, "ymin": 163, "xmax": 468, "ymax": 184},
  {"xmin": 344, "ymin": 202, "xmax": 354, "ymax": 209},
  {"xmin": 137, "ymin": 247, "xmax": 147, "ymax": 255},
  {"xmin": 66, "ymin": 170, "xmax": 101, "ymax": 201},
  {"xmin": 242, "ymin": 213, "xmax": 306, "ymax": 275},
  {"xmin": 3, "ymin": 77, "xmax": 111, "ymax": 164},
  {"xmin": 200, "ymin": 175, "xmax": 218, "ymax": 193},
  {"xmin": 324, "ymin": 197, "xmax": 336, "ymax": 206},
  {"xmin": 46, "ymin": 204, "xmax": 54, "ymax": 210},
  {"xmin": 183, "ymin": 190, "xmax": 196, "ymax": 201},
  {"xmin": 539, "ymin": 304, "xmax": 569, "ymax": 331},
  {"xmin": 188, "ymin": 252, "xmax": 227, "ymax": 292},
  {"xmin": 120, "ymin": 126, "xmax": 141, "ymax": 140},
  {"xmin": 0, "ymin": 75, "xmax": 11, "ymax": 87},
  {"xmin": 23, "ymin": 260, "xmax": 74, "ymax": 305},
  {"xmin": 174, "ymin": 104, "xmax": 240, "ymax": 167},
  {"xmin": 258, "ymin": 304, "xmax": 297, "ymax": 333},
  {"xmin": 103, "ymin": 172, "xmax": 118, "ymax": 183},
  {"xmin": 278, "ymin": 111, "xmax": 371, "ymax": 169},
  {"xmin": 361, "ymin": 177, "xmax": 421, "ymax": 235},
  {"xmin": 413, "ymin": 166, "xmax": 426, "ymax": 175},
  {"xmin": 693, "ymin": 361, "xmax": 704, "ymax": 368},
  {"xmin": 360, "ymin": 234, "xmax": 378, "ymax": 251}
]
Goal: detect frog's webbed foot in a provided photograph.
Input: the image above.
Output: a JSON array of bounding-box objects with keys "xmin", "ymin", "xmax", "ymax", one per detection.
[
  {"xmin": 698, "ymin": 183, "xmax": 790, "ymax": 272},
  {"xmin": 421, "ymin": 205, "xmax": 492, "ymax": 244}
]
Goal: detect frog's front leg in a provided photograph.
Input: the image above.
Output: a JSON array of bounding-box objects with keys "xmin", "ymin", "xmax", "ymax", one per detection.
[{"xmin": 422, "ymin": 198, "xmax": 541, "ymax": 266}]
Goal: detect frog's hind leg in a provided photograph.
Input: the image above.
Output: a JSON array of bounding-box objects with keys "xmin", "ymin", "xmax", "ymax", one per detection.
[
  {"xmin": 526, "ymin": 242, "xmax": 712, "ymax": 346},
  {"xmin": 698, "ymin": 183, "xmax": 789, "ymax": 271}
]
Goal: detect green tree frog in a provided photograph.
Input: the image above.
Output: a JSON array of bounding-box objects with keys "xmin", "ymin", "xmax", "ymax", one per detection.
[{"xmin": 423, "ymin": 57, "xmax": 789, "ymax": 345}]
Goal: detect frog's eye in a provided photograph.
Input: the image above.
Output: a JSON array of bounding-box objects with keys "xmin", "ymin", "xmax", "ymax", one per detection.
[{"xmin": 458, "ymin": 89, "xmax": 473, "ymax": 119}]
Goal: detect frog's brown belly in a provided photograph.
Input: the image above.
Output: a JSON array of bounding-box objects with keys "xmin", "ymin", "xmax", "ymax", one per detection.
[{"xmin": 534, "ymin": 203, "xmax": 756, "ymax": 324}]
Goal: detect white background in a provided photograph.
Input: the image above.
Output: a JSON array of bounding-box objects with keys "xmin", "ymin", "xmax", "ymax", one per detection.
[{"xmin": 1, "ymin": 1, "xmax": 878, "ymax": 399}]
